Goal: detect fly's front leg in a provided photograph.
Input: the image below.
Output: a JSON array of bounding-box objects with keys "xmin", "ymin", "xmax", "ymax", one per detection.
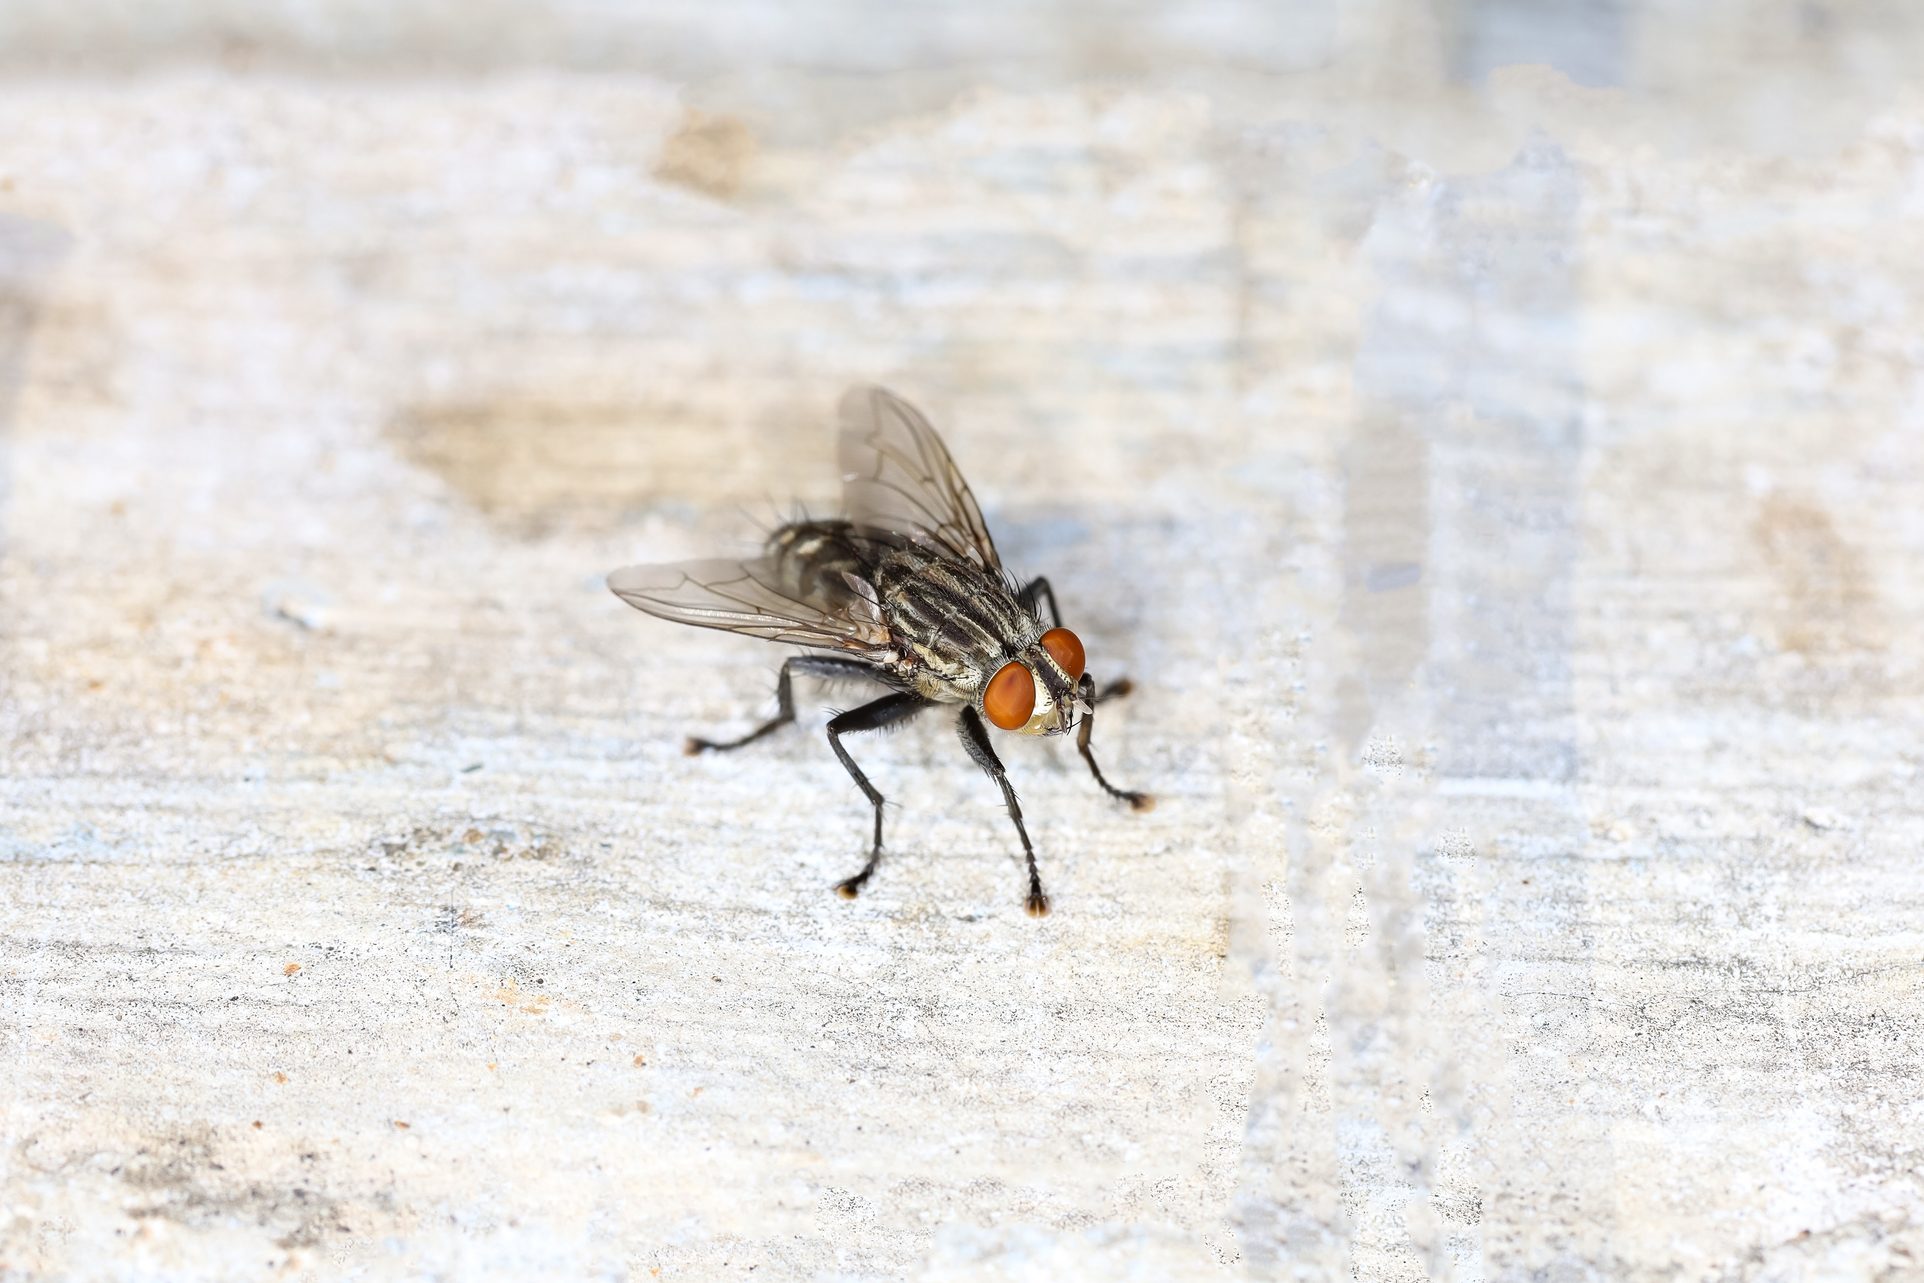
[
  {"xmin": 1018, "ymin": 576, "xmax": 1133, "ymax": 705},
  {"xmin": 957, "ymin": 706, "xmax": 1051, "ymax": 917},
  {"xmin": 826, "ymin": 691, "xmax": 928, "ymax": 899},
  {"xmin": 1019, "ymin": 575, "xmax": 1064, "ymax": 629},
  {"xmin": 1076, "ymin": 672, "xmax": 1153, "ymax": 812},
  {"xmin": 685, "ymin": 655, "xmax": 880, "ymax": 755}
]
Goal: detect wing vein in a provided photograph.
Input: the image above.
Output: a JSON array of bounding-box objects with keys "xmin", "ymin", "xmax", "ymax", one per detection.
[{"xmin": 837, "ymin": 385, "xmax": 1003, "ymax": 574}]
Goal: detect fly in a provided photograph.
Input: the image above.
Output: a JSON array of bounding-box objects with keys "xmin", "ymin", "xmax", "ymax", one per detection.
[{"xmin": 607, "ymin": 385, "xmax": 1151, "ymax": 916}]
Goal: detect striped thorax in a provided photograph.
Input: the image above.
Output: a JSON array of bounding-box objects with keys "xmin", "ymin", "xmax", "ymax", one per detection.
[{"xmin": 766, "ymin": 521, "xmax": 1084, "ymax": 736}]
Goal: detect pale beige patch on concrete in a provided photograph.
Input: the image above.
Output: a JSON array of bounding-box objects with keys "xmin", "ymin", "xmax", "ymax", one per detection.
[
  {"xmin": 1, "ymin": 9, "xmax": 1923, "ymax": 1282},
  {"xmin": 653, "ymin": 109, "xmax": 759, "ymax": 201}
]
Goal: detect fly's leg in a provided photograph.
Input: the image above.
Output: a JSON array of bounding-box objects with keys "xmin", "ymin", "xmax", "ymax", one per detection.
[
  {"xmin": 1018, "ymin": 576, "xmax": 1133, "ymax": 705},
  {"xmin": 1076, "ymin": 672, "xmax": 1154, "ymax": 812},
  {"xmin": 685, "ymin": 655, "xmax": 880, "ymax": 755},
  {"xmin": 1018, "ymin": 575, "xmax": 1064, "ymax": 628},
  {"xmin": 826, "ymin": 691, "xmax": 929, "ymax": 899},
  {"xmin": 957, "ymin": 706, "xmax": 1051, "ymax": 917}
]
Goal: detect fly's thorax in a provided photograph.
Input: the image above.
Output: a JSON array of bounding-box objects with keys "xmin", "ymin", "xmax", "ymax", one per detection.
[
  {"xmin": 871, "ymin": 550, "xmax": 1088, "ymax": 736},
  {"xmin": 873, "ymin": 550, "xmax": 1038, "ymax": 703}
]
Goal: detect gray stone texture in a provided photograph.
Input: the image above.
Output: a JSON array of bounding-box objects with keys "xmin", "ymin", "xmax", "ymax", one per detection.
[{"xmin": 1, "ymin": 3, "xmax": 1921, "ymax": 1279}]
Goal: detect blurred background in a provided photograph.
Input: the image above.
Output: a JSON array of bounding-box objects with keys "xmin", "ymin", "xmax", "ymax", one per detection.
[{"xmin": 1, "ymin": 3, "xmax": 1920, "ymax": 1280}]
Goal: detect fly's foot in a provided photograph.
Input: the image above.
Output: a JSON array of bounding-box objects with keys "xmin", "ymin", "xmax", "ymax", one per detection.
[
  {"xmin": 1096, "ymin": 677, "xmax": 1134, "ymax": 704},
  {"xmin": 684, "ymin": 736, "xmax": 710, "ymax": 755},
  {"xmin": 1025, "ymin": 889, "xmax": 1051, "ymax": 918},
  {"xmin": 1092, "ymin": 778, "xmax": 1154, "ymax": 811},
  {"xmin": 835, "ymin": 853, "xmax": 882, "ymax": 900}
]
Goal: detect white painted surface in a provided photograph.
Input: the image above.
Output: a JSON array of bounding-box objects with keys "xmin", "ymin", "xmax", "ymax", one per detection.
[{"xmin": 1, "ymin": 5, "xmax": 1921, "ymax": 1279}]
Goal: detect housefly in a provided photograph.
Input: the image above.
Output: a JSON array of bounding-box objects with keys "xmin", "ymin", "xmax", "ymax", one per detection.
[{"xmin": 608, "ymin": 385, "xmax": 1151, "ymax": 916}]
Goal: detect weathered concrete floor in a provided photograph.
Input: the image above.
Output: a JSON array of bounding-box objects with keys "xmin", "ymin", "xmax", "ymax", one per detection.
[{"xmin": 2, "ymin": 12, "xmax": 1923, "ymax": 1280}]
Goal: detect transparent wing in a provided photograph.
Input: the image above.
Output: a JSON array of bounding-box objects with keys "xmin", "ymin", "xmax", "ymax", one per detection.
[
  {"xmin": 607, "ymin": 557, "xmax": 890, "ymax": 654},
  {"xmin": 838, "ymin": 385, "xmax": 1003, "ymax": 575}
]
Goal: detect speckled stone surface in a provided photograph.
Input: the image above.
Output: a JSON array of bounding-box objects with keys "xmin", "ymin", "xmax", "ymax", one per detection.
[{"xmin": 2, "ymin": 6, "xmax": 1922, "ymax": 1280}]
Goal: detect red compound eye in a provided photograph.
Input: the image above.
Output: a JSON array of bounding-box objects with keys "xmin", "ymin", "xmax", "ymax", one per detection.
[
  {"xmin": 1039, "ymin": 628, "xmax": 1085, "ymax": 681},
  {"xmin": 983, "ymin": 661, "xmax": 1036, "ymax": 730}
]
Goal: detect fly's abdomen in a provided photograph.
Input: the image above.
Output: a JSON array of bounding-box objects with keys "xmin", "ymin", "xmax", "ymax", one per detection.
[{"xmin": 766, "ymin": 520, "xmax": 873, "ymax": 605}]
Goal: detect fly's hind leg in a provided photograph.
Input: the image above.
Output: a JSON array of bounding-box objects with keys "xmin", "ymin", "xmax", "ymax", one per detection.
[
  {"xmin": 685, "ymin": 655, "xmax": 880, "ymax": 755},
  {"xmin": 1017, "ymin": 575, "xmax": 1133, "ymax": 704},
  {"xmin": 956, "ymin": 706, "xmax": 1051, "ymax": 917},
  {"xmin": 826, "ymin": 691, "xmax": 929, "ymax": 899}
]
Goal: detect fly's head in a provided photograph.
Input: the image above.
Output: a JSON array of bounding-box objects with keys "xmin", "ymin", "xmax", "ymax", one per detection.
[{"xmin": 981, "ymin": 627, "xmax": 1088, "ymax": 737}]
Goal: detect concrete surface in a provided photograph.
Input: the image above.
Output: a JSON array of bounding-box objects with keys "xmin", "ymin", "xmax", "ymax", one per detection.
[{"xmin": 2, "ymin": 3, "xmax": 1922, "ymax": 1280}]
